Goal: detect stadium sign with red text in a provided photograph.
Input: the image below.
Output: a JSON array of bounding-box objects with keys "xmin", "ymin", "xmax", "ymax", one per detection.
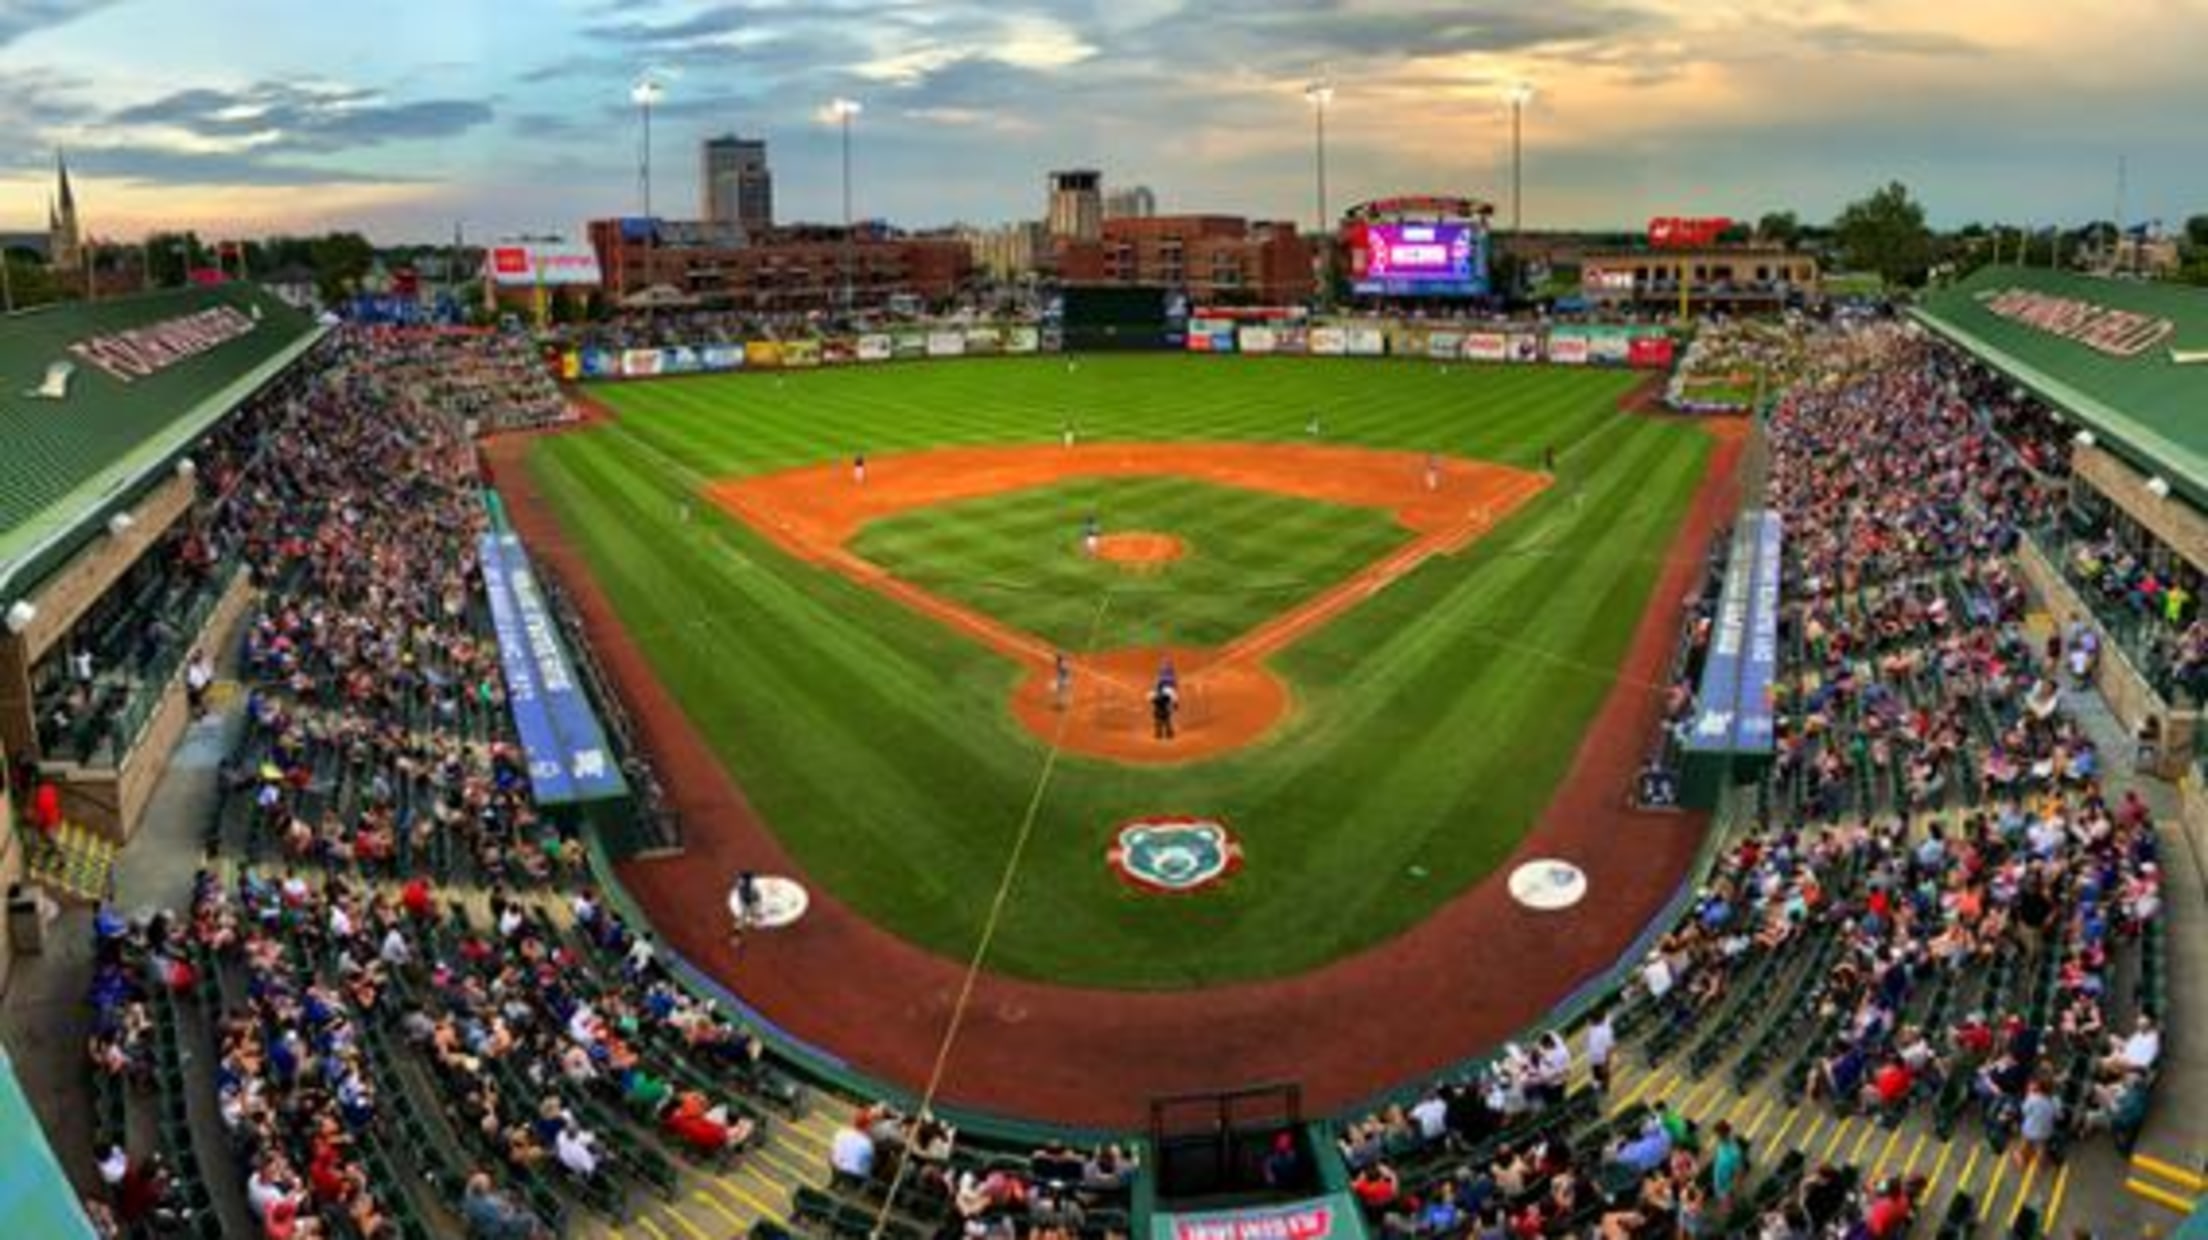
[{"xmin": 1648, "ymin": 217, "xmax": 1734, "ymax": 248}]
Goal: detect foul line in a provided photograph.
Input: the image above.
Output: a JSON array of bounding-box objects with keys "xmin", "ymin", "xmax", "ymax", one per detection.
[{"xmin": 868, "ymin": 587, "xmax": 1118, "ymax": 1239}]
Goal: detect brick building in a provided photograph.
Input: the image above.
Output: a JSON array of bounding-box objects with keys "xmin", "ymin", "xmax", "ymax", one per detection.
[
  {"xmin": 1056, "ymin": 215, "xmax": 1313, "ymax": 303},
  {"xmin": 586, "ymin": 220, "xmax": 973, "ymax": 310}
]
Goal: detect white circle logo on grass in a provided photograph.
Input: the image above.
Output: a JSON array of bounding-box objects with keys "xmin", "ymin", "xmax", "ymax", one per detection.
[
  {"xmin": 1109, "ymin": 817, "xmax": 1242, "ymax": 895},
  {"xmin": 1508, "ymin": 859, "xmax": 1589, "ymax": 911}
]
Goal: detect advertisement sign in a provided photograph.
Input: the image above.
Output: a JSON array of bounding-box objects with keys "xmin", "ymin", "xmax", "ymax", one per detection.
[
  {"xmin": 1239, "ymin": 326, "xmax": 1278, "ymax": 355},
  {"xmin": 485, "ymin": 241, "xmax": 603, "ymax": 288},
  {"xmin": 893, "ymin": 332, "xmax": 928, "ymax": 359},
  {"xmin": 580, "ymin": 347, "xmax": 617, "ymax": 378},
  {"xmin": 744, "ymin": 341, "xmax": 784, "ymax": 369},
  {"xmin": 926, "ymin": 331, "xmax": 967, "ymax": 358},
  {"xmin": 781, "ymin": 339, "xmax": 821, "ymax": 368},
  {"xmin": 477, "ymin": 533, "xmax": 628, "ymax": 805},
  {"xmin": 1628, "ymin": 336, "xmax": 1676, "ymax": 369},
  {"xmin": 1736, "ymin": 512, "xmax": 1782, "ymax": 753},
  {"xmin": 620, "ymin": 348, "xmax": 663, "ymax": 377},
  {"xmin": 964, "ymin": 327, "xmax": 1004, "ymax": 355},
  {"xmin": 1272, "ymin": 325, "xmax": 1309, "ymax": 355},
  {"xmin": 1005, "ymin": 325, "xmax": 1041, "ymax": 354},
  {"xmin": 558, "ymin": 350, "xmax": 580, "ymax": 381},
  {"xmin": 1155, "ymin": 1195, "xmax": 1354, "ymax": 1240},
  {"xmin": 857, "ymin": 334, "xmax": 895, "ymax": 362},
  {"xmin": 1187, "ymin": 318, "xmax": 1236, "ymax": 353},
  {"xmin": 1587, "ymin": 329, "xmax": 1633, "ymax": 367},
  {"xmin": 1309, "ymin": 326, "xmax": 1348, "ymax": 356},
  {"xmin": 1349, "ymin": 221, "xmax": 1490, "ymax": 296},
  {"xmin": 1426, "ymin": 331, "xmax": 1463, "ymax": 360},
  {"xmin": 1464, "ymin": 332, "xmax": 1509, "ymax": 362},
  {"xmin": 1345, "ymin": 325, "xmax": 1387, "ymax": 357},
  {"xmin": 700, "ymin": 344, "xmax": 745, "ymax": 372},
  {"xmin": 1647, "ymin": 217, "xmax": 1733, "ymax": 249},
  {"xmin": 1509, "ymin": 334, "xmax": 1542, "ymax": 363},
  {"xmin": 822, "ymin": 337, "xmax": 857, "ymax": 365},
  {"xmin": 1546, "ymin": 334, "xmax": 1590, "ymax": 365},
  {"xmin": 661, "ymin": 345, "xmax": 702, "ymax": 374}
]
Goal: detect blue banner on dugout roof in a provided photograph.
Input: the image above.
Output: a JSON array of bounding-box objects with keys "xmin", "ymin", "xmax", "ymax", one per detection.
[
  {"xmin": 1685, "ymin": 509, "xmax": 1781, "ymax": 755},
  {"xmin": 478, "ymin": 532, "xmax": 630, "ymax": 805}
]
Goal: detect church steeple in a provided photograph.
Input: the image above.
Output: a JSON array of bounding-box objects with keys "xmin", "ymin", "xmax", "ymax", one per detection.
[{"xmin": 49, "ymin": 148, "xmax": 83, "ymax": 279}]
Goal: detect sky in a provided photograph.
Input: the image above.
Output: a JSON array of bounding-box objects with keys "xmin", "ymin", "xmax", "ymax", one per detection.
[{"xmin": 0, "ymin": 0, "xmax": 2202, "ymax": 244}]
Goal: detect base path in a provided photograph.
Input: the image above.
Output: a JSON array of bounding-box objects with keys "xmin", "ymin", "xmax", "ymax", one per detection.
[
  {"xmin": 710, "ymin": 442, "xmax": 1547, "ymax": 764},
  {"xmin": 487, "ymin": 410, "xmax": 1743, "ymax": 1128}
]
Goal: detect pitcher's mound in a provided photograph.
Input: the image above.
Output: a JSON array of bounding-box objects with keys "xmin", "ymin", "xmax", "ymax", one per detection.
[{"xmin": 1094, "ymin": 532, "xmax": 1185, "ymax": 566}]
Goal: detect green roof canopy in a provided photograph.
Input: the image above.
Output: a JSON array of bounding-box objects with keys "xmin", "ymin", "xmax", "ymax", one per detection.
[
  {"xmin": 0, "ymin": 284, "xmax": 323, "ymax": 597},
  {"xmin": 0, "ymin": 1046, "xmax": 97, "ymax": 1239},
  {"xmin": 1912, "ymin": 265, "xmax": 2208, "ymax": 505}
]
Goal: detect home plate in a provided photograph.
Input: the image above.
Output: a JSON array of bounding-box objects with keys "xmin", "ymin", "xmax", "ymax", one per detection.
[{"xmin": 1508, "ymin": 859, "xmax": 1589, "ymax": 911}]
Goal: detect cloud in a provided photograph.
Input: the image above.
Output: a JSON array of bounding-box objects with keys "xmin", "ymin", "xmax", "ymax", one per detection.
[
  {"xmin": 0, "ymin": 0, "xmax": 118, "ymax": 48},
  {"xmin": 67, "ymin": 145, "xmax": 411, "ymax": 188},
  {"xmin": 106, "ymin": 82, "xmax": 493, "ymax": 154}
]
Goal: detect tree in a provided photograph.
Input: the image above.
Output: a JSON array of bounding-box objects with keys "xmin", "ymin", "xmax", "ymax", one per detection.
[
  {"xmin": 2, "ymin": 247, "xmax": 71, "ymax": 310},
  {"xmin": 1756, "ymin": 211, "xmax": 1801, "ymax": 250},
  {"xmin": 2185, "ymin": 214, "xmax": 2208, "ymax": 252},
  {"xmin": 1832, "ymin": 182, "xmax": 1934, "ymax": 289},
  {"xmin": 308, "ymin": 231, "xmax": 376, "ymax": 304}
]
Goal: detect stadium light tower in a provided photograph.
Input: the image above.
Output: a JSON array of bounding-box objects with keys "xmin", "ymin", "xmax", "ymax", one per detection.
[
  {"xmin": 631, "ymin": 75, "xmax": 665, "ymax": 220},
  {"xmin": 1506, "ymin": 82, "xmax": 1534, "ymax": 237},
  {"xmin": 1304, "ymin": 79, "xmax": 1334, "ymax": 235},
  {"xmin": 829, "ymin": 97, "xmax": 862, "ymax": 311}
]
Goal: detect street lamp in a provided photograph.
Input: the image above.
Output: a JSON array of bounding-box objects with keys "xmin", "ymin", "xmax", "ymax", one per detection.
[
  {"xmin": 631, "ymin": 76, "xmax": 665, "ymax": 220},
  {"xmin": 828, "ymin": 97, "xmax": 862, "ymax": 311}
]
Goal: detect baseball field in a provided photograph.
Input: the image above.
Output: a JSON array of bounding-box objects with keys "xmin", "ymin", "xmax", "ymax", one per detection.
[{"xmin": 520, "ymin": 354, "xmax": 1710, "ymax": 989}]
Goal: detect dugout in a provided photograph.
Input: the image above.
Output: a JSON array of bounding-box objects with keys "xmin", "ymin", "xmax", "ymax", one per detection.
[{"xmin": 0, "ymin": 286, "xmax": 322, "ymax": 842}]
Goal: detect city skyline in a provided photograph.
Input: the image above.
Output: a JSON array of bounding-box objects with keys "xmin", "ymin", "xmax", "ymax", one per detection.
[{"xmin": 0, "ymin": 0, "xmax": 2202, "ymax": 244}]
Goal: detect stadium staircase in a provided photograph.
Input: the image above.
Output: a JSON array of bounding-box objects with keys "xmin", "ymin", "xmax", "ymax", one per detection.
[{"xmin": 20, "ymin": 821, "xmax": 119, "ymax": 904}]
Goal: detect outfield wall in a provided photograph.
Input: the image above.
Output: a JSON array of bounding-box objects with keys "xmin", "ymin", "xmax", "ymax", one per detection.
[{"xmin": 558, "ymin": 317, "xmax": 1682, "ymax": 382}]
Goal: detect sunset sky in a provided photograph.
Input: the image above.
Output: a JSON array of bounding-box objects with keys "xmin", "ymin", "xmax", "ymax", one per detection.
[{"xmin": 1, "ymin": 0, "xmax": 2201, "ymax": 243}]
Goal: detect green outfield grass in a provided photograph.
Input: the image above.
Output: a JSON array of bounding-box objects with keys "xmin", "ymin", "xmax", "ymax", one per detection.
[
  {"xmin": 849, "ymin": 477, "xmax": 1410, "ymax": 651},
  {"xmin": 529, "ymin": 354, "xmax": 1709, "ymax": 987}
]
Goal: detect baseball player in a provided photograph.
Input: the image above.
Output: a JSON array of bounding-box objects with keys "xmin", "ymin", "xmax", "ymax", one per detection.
[
  {"xmin": 1053, "ymin": 653, "xmax": 1073, "ymax": 710},
  {"xmin": 1083, "ymin": 512, "xmax": 1101, "ymax": 559},
  {"xmin": 1424, "ymin": 453, "xmax": 1443, "ymax": 492},
  {"xmin": 852, "ymin": 453, "xmax": 867, "ymax": 486}
]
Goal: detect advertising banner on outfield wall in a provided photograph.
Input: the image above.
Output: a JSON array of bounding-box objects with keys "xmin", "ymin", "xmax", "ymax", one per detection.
[
  {"xmin": 580, "ymin": 348, "xmax": 617, "ymax": 378},
  {"xmin": 894, "ymin": 332, "xmax": 927, "ymax": 359},
  {"xmin": 1628, "ymin": 336, "xmax": 1675, "ymax": 369},
  {"xmin": 1309, "ymin": 326, "xmax": 1347, "ymax": 355},
  {"xmin": 782, "ymin": 339, "xmax": 822, "ymax": 368},
  {"xmin": 964, "ymin": 327, "xmax": 1003, "ymax": 355},
  {"xmin": 1239, "ymin": 326, "xmax": 1278, "ymax": 355},
  {"xmin": 559, "ymin": 350, "xmax": 581, "ymax": 381},
  {"xmin": 620, "ymin": 348, "xmax": 663, "ymax": 377},
  {"xmin": 1187, "ymin": 318, "xmax": 1236, "ymax": 353},
  {"xmin": 661, "ymin": 346, "xmax": 702, "ymax": 374},
  {"xmin": 744, "ymin": 341, "xmax": 784, "ymax": 369},
  {"xmin": 700, "ymin": 344, "xmax": 744, "ymax": 372},
  {"xmin": 1427, "ymin": 331, "xmax": 1463, "ymax": 360},
  {"xmin": 1736, "ymin": 512, "xmax": 1783, "ymax": 752},
  {"xmin": 1005, "ymin": 326, "xmax": 1041, "ymax": 354},
  {"xmin": 1546, "ymin": 335, "xmax": 1590, "ymax": 365},
  {"xmin": 1273, "ymin": 325, "xmax": 1309, "ymax": 354},
  {"xmin": 1346, "ymin": 325, "xmax": 1387, "ymax": 357},
  {"xmin": 1509, "ymin": 334, "xmax": 1543, "ymax": 363},
  {"xmin": 1385, "ymin": 323, "xmax": 1424, "ymax": 356},
  {"xmin": 1589, "ymin": 330, "xmax": 1633, "ymax": 367},
  {"xmin": 926, "ymin": 330, "xmax": 967, "ymax": 357},
  {"xmin": 1463, "ymin": 332, "xmax": 1510, "ymax": 362},
  {"xmin": 478, "ymin": 532, "xmax": 629, "ymax": 806},
  {"xmin": 857, "ymin": 334, "xmax": 895, "ymax": 362},
  {"xmin": 822, "ymin": 338, "xmax": 857, "ymax": 365}
]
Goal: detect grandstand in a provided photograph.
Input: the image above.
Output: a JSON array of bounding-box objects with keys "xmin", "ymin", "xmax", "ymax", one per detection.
[{"xmin": 0, "ymin": 275, "xmax": 2202, "ymax": 1240}]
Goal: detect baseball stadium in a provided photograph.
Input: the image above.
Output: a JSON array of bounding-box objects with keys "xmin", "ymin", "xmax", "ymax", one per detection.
[{"xmin": 1, "ymin": 16, "xmax": 2206, "ymax": 1240}]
